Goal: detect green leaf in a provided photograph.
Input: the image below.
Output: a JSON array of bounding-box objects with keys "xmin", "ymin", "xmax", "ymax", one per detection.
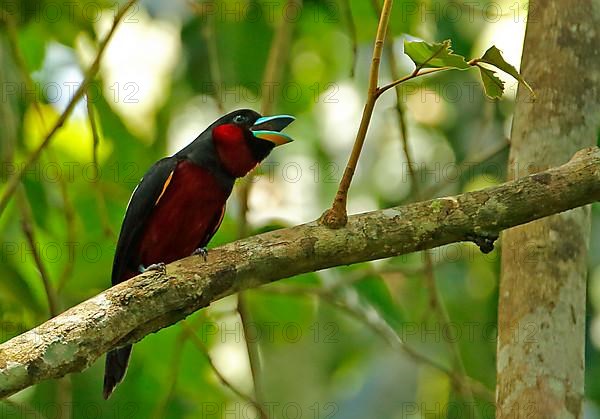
[
  {"xmin": 478, "ymin": 45, "xmax": 534, "ymax": 95},
  {"xmin": 403, "ymin": 39, "xmax": 470, "ymax": 70},
  {"xmin": 477, "ymin": 66, "xmax": 505, "ymax": 99}
]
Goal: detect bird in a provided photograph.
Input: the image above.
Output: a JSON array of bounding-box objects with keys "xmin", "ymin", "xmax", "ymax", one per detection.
[{"xmin": 103, "ymin": 109, "xmax": 295, "ymax": 399}]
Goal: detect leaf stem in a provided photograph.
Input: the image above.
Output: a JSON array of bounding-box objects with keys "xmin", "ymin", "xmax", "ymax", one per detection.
[{"xmin": 377, "ymin": 66, "xmax": 452, "ymax": 97}]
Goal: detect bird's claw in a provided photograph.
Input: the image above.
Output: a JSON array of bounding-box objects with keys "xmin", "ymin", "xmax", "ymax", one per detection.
[
  {"xmin": 139, "ymin": 262, "xmax": 167, "ymax": 275},
  {"xmin": 192, "ymin": 247, "xmax": 208, "ymax": 261}
]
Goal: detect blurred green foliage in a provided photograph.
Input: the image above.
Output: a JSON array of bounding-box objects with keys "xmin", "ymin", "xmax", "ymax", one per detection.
[{"xmin": 1, "ymin": 0, "xmax": 599, "ymax": 418}]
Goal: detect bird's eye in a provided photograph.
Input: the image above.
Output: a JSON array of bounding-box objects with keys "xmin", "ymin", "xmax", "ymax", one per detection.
[{"xmin": 233, "ymin": 115, "xmax": 247, "ymax": 124}]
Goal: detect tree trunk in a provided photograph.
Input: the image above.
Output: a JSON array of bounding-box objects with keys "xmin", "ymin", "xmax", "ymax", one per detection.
[{"xmin": 496, "ymin": 1, "xmax": 600, "ymax": 418}]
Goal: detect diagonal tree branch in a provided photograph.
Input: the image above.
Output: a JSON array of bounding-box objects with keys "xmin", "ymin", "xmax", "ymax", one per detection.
[{"xmin": 0, "ymin": 146, "xmax": 599, "ymax": 398}]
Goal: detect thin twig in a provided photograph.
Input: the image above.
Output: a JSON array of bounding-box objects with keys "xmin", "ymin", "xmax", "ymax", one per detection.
[
  {"xmin": 0, "ymin": 0, "xmax": 139, "ymax": 216},
  {"xmin": 236, "ymin": 0, "xmax": 300, "ymax": 238},
  {"xmin": 3, "ymin": 13, "xmax": 79, "ymax": 297},
  {"xmin": 331, "ymin": 293, "xmax": 494, "ymax": 402},
  {"xmin": 182, "ymin": 322, "xmax": 269, "ymax": 419},
  {"xmin": 55, "ymin": 376, "xmax": 72, "ymax": 419},
  {"xmin": 16, "ymin": 188, "xmax": 60, "ymax": 317},
  {"xmin": 369, "ymin": 2, "xmax": 481, "ymax": 411},
  {"xmin": 419, "ymin": 138, "xmax": 509, "ymax": 201},
  {"xmin": 340, "ymin": 0, "xmax": 358, "ymax": 77},
  {"xmin": 321, "ymin": 0, "xmax": 495, "ymax": 228},
  {"xmin": 50, "ymin": 146, "xmax": 78, "ymax": 293},
  {"xmin": 235, "ymin": 2, "xmax": 302, "ymax": 409},
  {"xmin": 236, "ymin": 182, "xmax": 253, "ymax": 239},
  {"xmin": 237, "ymin": 294, "xmax": 266, "ymax": 414},
  {"xmin": 205, "ymin": 21, "xmax": 224, "ymax": 112},
  {"xmin": 263, "ymin": 284, "xmax": 494, "ymax": 402},
  {"xmin": 4, "ymin": 11, "xmax": 76, "ymax": 290},
  {"xmin": 0, "ymin": 30, "xmax": 63, "ymax": 322},
  {"xmin": 260, "ymin": 0, "xmax": 301, "ymax": 116},
  {"xmin": 190, "ymin": 0, "xmax": 225, "ymax": 112},
  {"xmin": 84, "ymin": 90, "xmax": 115, "ymax": 241},
  {"xmin": 320, "ymin": 0, "xmax": 394, "ymax": 228},
  {"xmin": 3, "ymin": 10, "xmax": 130, "ymax": 415},
  {"xmin": 14, "ymin": 190, "xmax": 71, "ymax": 419},
  {"xmin": 151, "ymin": 331, "xmax": 188, "ymax": 419},
  {"xmin": 376, "ymin": 66, "xmax": 452, "ymax": 97}
]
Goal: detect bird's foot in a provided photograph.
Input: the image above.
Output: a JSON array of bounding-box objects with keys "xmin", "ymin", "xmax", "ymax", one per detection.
[
  {"xmin": 192, "ymin": 247, "xmax": 208, "ymax": 262},
  {"xmin": 139, "ymin": 262, "xmax": 167, "ymax": 275}
]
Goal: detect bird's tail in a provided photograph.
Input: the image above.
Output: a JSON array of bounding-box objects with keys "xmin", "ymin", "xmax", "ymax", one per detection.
[{"xmin": 103, "ymin": 345, "xmax": 132, "ymax": 399}]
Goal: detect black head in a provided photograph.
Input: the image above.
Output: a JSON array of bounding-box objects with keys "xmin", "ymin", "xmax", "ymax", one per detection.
[
  {"xmin": 210, "ymin": 109, "xmax": 295, "ymax": 177},
  {"xmin": 175, "ymin": 109, "xmax": 295, "ymax": 178}
]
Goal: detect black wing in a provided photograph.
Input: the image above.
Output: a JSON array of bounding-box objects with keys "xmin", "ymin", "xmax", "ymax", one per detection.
[{"xmin": 111, "ymin": 157, "xmax": 178, "ymax": 285}]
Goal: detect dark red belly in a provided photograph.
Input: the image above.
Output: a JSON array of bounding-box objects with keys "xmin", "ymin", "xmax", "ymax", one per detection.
[{"xmin": 137, "ymin": 160, "xmax": 228, "ymax": 267}]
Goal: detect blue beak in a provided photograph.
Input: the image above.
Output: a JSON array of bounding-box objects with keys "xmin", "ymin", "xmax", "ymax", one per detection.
[{"xmin": 251, "ymin": 115, "xmax": 295, "ymax": 146}]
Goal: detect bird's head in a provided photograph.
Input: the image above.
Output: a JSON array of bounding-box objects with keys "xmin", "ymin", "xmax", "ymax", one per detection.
[{"xmin": 211, "ymin": 109, "xmax": 294, "ymax": 178}]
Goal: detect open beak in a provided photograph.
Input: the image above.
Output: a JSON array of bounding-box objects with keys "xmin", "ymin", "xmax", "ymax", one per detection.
[{"xmin": 251, "ymin": 115, "xmax": 295, "ymax": 146}]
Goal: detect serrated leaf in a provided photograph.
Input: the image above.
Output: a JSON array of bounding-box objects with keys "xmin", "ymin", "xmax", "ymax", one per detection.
[
  {"xmin": 477, "ymin": 66, "xmax": 505, "ymax": 99},
  {"xmin": 404, "ymin": 39, "xmax": 470, "ymax": 70},
  {"xmin": 478, "ymin": 45, "xmax": 534, "ymax": 94}
]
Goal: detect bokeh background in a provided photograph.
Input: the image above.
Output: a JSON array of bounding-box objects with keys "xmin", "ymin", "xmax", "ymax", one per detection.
[{"xmin": 1, "ymin": 0, "xmax": 599, "ymax": 418}]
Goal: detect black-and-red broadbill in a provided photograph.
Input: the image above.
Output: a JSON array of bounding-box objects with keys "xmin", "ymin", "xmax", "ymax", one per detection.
[{"xmin": 103, "ymin": 109, "xmax": 294, "ymax": 399}]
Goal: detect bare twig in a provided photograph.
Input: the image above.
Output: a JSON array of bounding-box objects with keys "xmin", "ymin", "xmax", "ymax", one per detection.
[
  {"xmin": 182, "ymin": 322, "xmax": 269, "ymax": 419},
  {"xmin": 2, "ymin": 13, "xmax": 79, "ymax": 299},
  {"xmin": 2, "ymin": 9, "xmax": 135, "ymax": 414},
  {"xmin": 84, "ymin": 91, "xmax": 115, "ymax": 242},
  {"xmin": 234, "ymin": 4, "xmax": 302, "ymax": 409},
  {"xmin": 260, "ymin": 282, "xmax": 493, "ymax": 401},
  {"xmin": 151, "ymin": 330, "xmax": 188, "ymax": 419},
  {"xmin": 340, "ymin": 0, "xmax": 358, "ymax": 77},
  {"xmin": 0, "ymin": 34, "xmax": 61, "ymax": 319},
  {"xmin": 189, "ymin": 0, "xmax": 225, "ymax": 112},
  {"xmin": 51, "ymin": 147, "xmax": 78, "ymax": 292},
  {"xmin": 260, "ymin": 1, "xmax": 300, "ymax": 116},
  {"xmin": 320, "ymin": 0, "xmax": 394, "ymax": 228},
  {"xmin": 236, "ymin": 0, "xmax": 300, "ymax": 238},
  {"xmin": 419, "ymin": 139, "xmax": 509, "ymax": 201},
  {"xmin": 236, "ymin": 295, "xmax": 266, "ymax": 414},
  {"xmin": 0, "ymin": 0, "xmax": 139, "ymax": 216},
  {"xmin": 16, "ymin": 188, "xmax": 59, "ymax": 317},
  {"xmin": 370, "ymin": 1, "xmax": 480, "ymax": 408},
  {"xmin": 15, "ymin": 188, "xmax": 73, "ymax": 416}
]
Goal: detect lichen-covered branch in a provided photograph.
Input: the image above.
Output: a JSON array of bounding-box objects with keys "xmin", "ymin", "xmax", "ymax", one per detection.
[{"xmin": 0, "ymin": 147, "xmax": 599, "ymax": 398}]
